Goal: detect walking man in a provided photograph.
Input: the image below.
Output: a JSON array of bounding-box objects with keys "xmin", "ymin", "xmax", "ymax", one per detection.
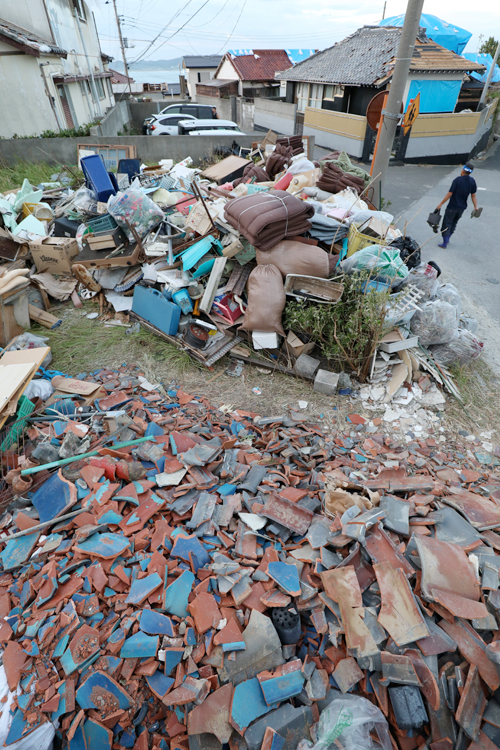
[{"xmin": 435, "ymin": 163, "xmax": 478, "ymax": 248}]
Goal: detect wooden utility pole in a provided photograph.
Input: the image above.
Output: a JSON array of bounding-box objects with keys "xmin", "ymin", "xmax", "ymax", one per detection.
[
  {"xmin": 371, "ymin": 0, "xmax": 425, "ymax": 205},
  {"xmin": 111, "ymin": 0, "xmax": 132, "ymax": 95}
]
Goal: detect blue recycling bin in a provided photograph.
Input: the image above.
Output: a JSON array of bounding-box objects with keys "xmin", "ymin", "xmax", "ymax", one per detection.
[{"xmin": 81, "ymin": 154, "xmax": 117, "ymax": 202}]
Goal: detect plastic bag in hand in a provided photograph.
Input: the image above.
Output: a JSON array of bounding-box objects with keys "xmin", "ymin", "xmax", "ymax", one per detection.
[
  {"xmin": 307, "ymin": 695, "xmax": 392, "ymax": 750},
  {"xmin": 108, "ymin": 189, "xmax": 164, "ymax": 241},
  {"xmin": 410, "ymin": 299, "xmax": 458, "ymax": 346},
  {"xmin": 341, "ymin": 245, "xmax": 408, "ymax": 287}
]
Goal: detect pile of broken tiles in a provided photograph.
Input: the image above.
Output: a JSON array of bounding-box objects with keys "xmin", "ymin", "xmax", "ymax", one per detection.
[{"xmin": 1, "ymin": 364, "xmax": 500, "ymax": 750}]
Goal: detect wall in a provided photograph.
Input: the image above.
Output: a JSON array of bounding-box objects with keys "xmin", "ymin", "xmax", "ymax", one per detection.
[
  {"xmin": 303, "ymin": 107, "xmax": 367, "ymax": 158},
  {"xmin": 1, "ymin": 0, "xmax": 53, "ymax": 42},
  {"xmin": 186, "ymin": 67, "xmax": 217, "ymax": 99},
  {"xmin": 91, "ymin": 100, "xmax": 131, "ymax": 136},
  {"xmin": 404, "ymin": 101, "xmax": 497, "ymax": 162},
  {"xmin": 0, "ymin": 134, "xmax": 262, "ymax": 167},
  {"xmin": 403, "ymin": 71, "xmax": 464, "ymax": 112},
  {"xmin": 215, "ymin": 58, "xmax": 241, "ymax": 95},
  {"xmin": 254, "ymin": 98, "xmax": 296, "ymax": 134},
  {"xmin": 195, "ymin": 95, "xmax": 232, "ymax": 121}
]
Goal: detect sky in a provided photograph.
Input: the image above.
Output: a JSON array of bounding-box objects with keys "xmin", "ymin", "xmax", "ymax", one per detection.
[{"xmin": 93, "ymin": 0, "xmax": 499, "ymax": 68}]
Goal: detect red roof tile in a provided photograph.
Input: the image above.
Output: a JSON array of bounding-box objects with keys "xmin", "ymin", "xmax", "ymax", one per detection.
[{"xmin": 228, "ymin": 49, "xmax": 292, "ymax": 81}]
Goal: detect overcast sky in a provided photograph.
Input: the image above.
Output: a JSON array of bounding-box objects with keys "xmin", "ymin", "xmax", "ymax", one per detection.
[{"xmin": 94, "ymin": 0, "xmax": 498, "ymax": 67}]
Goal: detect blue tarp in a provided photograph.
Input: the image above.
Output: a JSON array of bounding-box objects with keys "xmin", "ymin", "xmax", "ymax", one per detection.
[
  {"xmin": 405, "ymin": 79, "xmax": 462, "ymax": 113},
  {"xmin": 379, "ymin": 13, "xmax": 471, "ymax": 55},
  {"xmin": 227, "ymin": 49, "xmax": 316, "ymax": 65},
  {"xmin": 464, "ymin": 53, "xmax": 500, "ymax": 83}
]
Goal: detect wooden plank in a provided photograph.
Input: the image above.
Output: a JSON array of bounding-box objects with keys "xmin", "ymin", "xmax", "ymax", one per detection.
[{"xmin": 0, "ymin": 363, "xmax": 35, "ymax": 410}]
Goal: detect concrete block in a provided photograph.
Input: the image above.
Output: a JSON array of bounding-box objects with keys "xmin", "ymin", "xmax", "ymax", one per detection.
[
  {"xmin": 245, "ymin": 704, "xmax": 314, "ymax": 750},
  {"xmin": 313, "ymin": 370, "xmax": 339, "ymax": 396},
  {"xmin": 294, "ymin": 354, "xmax": 320, "ymax": 380}
]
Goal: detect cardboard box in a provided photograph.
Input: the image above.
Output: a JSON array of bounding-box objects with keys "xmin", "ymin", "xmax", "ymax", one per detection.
[
  {"xmin": 285, "ymin": 330, "xmax": 315, "ymax": 359},
  {"xmin": 30, "ymin": 237, "xmax": 79, "ymax": 274},
  {"xmin": 45, "ymin": 377, "xmax": 106, "ymax": 407}
]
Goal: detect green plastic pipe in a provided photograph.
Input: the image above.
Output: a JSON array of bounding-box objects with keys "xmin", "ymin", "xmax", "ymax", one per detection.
[{"xmin": 20, "ymin": 436, "xmax": 151, "ymax": 476}]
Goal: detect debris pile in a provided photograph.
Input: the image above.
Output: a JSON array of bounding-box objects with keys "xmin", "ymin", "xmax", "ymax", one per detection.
[
  {"xmin": 0, "ymin": 362, "xmax": 499, "ymax": 749},
  {"xmin": 0, "ymin": 134, "xmax": 485, "ymax": 426}
]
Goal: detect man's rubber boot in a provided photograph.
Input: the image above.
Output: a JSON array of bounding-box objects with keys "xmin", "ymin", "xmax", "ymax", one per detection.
[{"xmin": 438, "ymin": 237, "xmax": 449, "ymax": 249}]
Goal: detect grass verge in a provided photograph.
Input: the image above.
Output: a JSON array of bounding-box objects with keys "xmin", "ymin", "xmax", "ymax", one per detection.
[{"xmin": 0, "ymin": 161, "xmax": 83, "ymax": 192}]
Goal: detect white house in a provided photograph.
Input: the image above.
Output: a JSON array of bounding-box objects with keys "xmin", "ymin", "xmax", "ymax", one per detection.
[
  {"xmin": 0, "ymin": 0, "xmax": 115, "ymax": 138},
  {"xmin": 182, "ymin": 55, "xmax": 221, "ymax": 99}
]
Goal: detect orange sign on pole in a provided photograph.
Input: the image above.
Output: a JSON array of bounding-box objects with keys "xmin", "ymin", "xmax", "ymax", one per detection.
[{"xmin": 403, "ymin": 92, "xmax": 420, "ymax": 135}]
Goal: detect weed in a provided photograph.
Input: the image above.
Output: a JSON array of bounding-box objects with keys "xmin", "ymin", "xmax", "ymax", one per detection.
[
  {"xmin": 11, "ymin": 123, "xmax": 98, "ymax": 139},
  {"xmin": 0, "ymin": 161, "xmax": 83, "ymax": 192},
  {"xmin": 284, "ymin": 273, "xmax": 391, "ymax": 381}
]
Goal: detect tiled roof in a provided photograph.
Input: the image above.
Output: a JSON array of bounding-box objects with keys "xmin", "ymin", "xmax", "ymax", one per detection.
[
  {"xmin": 0, "ymin": 20, "xmax": 67, "ymax": 57},
  {"xmin": 110, "ymin": 69, "xmax": 134, "ymax": 84},
  {"xmin": 227, "ymin": 49, "xmax": 292, "ymax": 81},
  {"xmin": 276, "ymin": 26, "xmax": 484, "ymax": 86},
  {"xmin": 183, "ymin": 55, "xmax": 222, "ymax": 68}
]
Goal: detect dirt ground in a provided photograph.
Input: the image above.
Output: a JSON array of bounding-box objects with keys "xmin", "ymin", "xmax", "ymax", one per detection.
[{"xmin": 30, "ymin": 304, "xmax": 500, "ymax": 453}]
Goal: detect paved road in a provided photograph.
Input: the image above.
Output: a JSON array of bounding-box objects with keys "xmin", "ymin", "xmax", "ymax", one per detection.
[{"xmin": 393, "ymin": 140, "xmax": 500, "ymax": 375}]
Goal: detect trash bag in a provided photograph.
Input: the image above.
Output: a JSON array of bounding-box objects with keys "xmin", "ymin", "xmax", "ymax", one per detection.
[
  {"xmin": 305, "ymin": 695, "xmax": 392, "ymax": 750},
  {"xmin": 429, "ymin": 329, "xmax": 483, "ymax": 367},
  {"xmin": 410, "ymin": 299, "xmax": 459, "ymax": 346},
  {"xmin": 341, "ymin": 245, "xmax": 408, "ymax": 287},
  {"xmin": 108, "ymin": 189, "xmax": 164, "ymax": 241},
  {"xmin": 434, "ymin": 283, "xmax": 461, "ymax": 323},
  {"xmin": 402, "ymin": 262, "xmax": 439, "ymax": 299},
  {"xmin": 459, "ymin": 312, "xmax": 478, "ymax": 334},
  {"xmin": 23, "ymin": 379, "xmax": 55, "ymax": 401},
  {"xmin": 239, "ymin": 264, "xmax": 286, "ymax": 336},
  {"xmin": 389, "ymin": 236, "xmax": 421, "ymax": 270},
  {"xmin": 7, "ymin": 333, "xmax": 52, "ymax": 368}
]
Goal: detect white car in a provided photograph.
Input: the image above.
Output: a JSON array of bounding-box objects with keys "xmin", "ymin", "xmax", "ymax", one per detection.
[
  {"xmin": 178, "ymin": 119, "xmax": 243, "ymax": 135},
  {"xmin": 148, "ymin": 113, "xmax": 197, "ymax": 136}
]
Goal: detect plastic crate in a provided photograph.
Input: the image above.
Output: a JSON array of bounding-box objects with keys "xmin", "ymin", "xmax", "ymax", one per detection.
[
  {"xmin": 1, "ymin": 395, "xmax": 35, "ymax": 451},
  {"xmin": 85, "ymin": 214, "xmax": 118, "ymax": 235},
  {"xmin": 347, "ymin": 224, "xmax": 387, "ymax": 257}
]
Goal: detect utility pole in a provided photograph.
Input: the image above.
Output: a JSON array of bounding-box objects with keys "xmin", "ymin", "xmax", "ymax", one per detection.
[
  {"xmin": 111, "ymin": 0, "xmax": 132, "ymax": 95},
  {"xmin": 371, "ymin": 0, "xmax": 425, "ymax": 205},
  {"xmin": 382, "ymin": 1, "xmax": 387, "ymax": 20},
  {"xmin": 479, "ymin": 38, "xmax": 500, "ymax": 107}
]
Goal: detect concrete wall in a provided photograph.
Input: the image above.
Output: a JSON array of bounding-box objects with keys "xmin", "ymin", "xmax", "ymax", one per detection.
[
  {"xmin": 90, "ymin": 101, "xmax": 132, "ymax": 137},
  {"xmin": 254, "ymin": 98, "xmax": 296, "ymax": 134},
  {"xmin": 195, "ymin": 96, "xmax": 232, "ymax": 121},
  {"xmin": 0, "ymin": 134, "xmax": 263, "ymax": 168},
  {"xmin": 303, "ymin": 108, "xmax": 367, "ymax": 158}
]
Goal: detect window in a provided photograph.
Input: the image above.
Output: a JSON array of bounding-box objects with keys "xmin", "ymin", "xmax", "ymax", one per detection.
[
  {"xmin": 323, "ymin": 84, "xmax": 343, "ymax": 100},
  {"xmin": 308, "ymin": 83, "xmax": 323, "ymax": 109},
  {"xmin": 95, "ymin": 77, "xmax": 105, "ymax": 99},
  {"xmin": 159, "ymin": 116, "xmax": 184, "ymax": 125},
  {"xmin": 79, "ymin": 80, "xmax": 91, "ymax": 97},
  {"xmin": 73, "ymin": 0, "xmax": 87, "ymax": 21},
  {"xmin": 297, "ymin": 82, "xmax": 309, "ymax": 112},
  {"xmin": 162, "ymin": 106, "xmax": 181, "ymax": 114}
]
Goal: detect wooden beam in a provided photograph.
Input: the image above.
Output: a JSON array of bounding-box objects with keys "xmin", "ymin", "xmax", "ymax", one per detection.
[{"xmin": 0, "ymin": 33, "xmax": 39, "ymax": 57}]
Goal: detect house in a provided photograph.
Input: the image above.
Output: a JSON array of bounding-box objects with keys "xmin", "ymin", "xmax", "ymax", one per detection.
[
  {"xmin": 0, "ymin": 0, "xmax": 115, "ymax": 138},
  {"xmin": 182, "ymin": 55, "xmax": 222, "ymax": 99},
  {"xmin": 212, "ymin": 49, "xmax": 294, "ymax": 98},
  {"xmin": 274, "ymin": 26, "xmax": 492, "ymax": 164},
  {"xmin": 110, "ymin": 68, "xmax": 138, "ymax": 96}
]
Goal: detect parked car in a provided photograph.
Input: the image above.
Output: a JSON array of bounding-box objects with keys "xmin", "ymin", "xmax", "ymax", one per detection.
[
  {"xmin": 148, "ymin": 113, "xmax": 197, "ymax": 136},
  {"xmin": 142, "ymin": 103, "xmax": 217, "ymax": 134},
  {"xmin": 177, "ymin": 119, "xmax": 242, "ymax": 135}
]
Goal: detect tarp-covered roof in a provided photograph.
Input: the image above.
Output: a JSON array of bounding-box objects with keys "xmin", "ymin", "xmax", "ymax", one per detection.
[
  {"xmin": 379, "ymin": 13, "xmax": 472, "ymax": 55},
  {"xmin": 464, "ymin": 53, "xmax": 500, "ymax": 84},
  {"xmin": 276, "ymin": 26, "xmax": 484, "ymax": 87}
]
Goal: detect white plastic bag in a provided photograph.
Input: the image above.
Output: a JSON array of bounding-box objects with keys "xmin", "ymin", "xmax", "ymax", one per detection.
[
  {"xmin": 402, "ymin": 263, "xmax": 438, "ymax": 300},
  {"xmin": 348, "ymin": 209, "xmax": 394, "ymax": 228},
  {"xmin": 434, "ymin": 283, "xmax": 461, "ymax": 323},
  {"xmin": 430, "ymin": 329, "xmax": 483, "ymax": 366},
  {"xmin": 23, "ymin": 379, "xmax": 54, "ymax": 401},
  {"xmin": 307, "ymin": 695, "xmax": 391, "ymax": 750},
  {"xmin": 341, "ymin": 245, "xmax": 409, "ymax": 287},
  {"xmin": 410, "ymin": 300, "xmax": 458, "ymax": 346},
  {"xmin": 7, "ymin": 333, "xmax": 52, "ymax": 368},
  {"xmin": 108, "ymin": 189, "xmax": 164, "ymax": 240},
  {"xmin": 286, "ymin": 158, "xmax": 316, "ymax": 175},
  {"xmin": 459, "ymin": 312, "xmax": 478, "ymax": 334}
]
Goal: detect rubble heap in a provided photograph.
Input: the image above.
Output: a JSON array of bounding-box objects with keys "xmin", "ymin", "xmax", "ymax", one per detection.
[{"xmin": 0, "ymin": 364, "xmax": 500, "ymax": 750}]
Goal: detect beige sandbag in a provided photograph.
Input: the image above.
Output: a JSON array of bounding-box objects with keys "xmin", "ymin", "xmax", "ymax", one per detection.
[
  {"xmin": 240, "ymin": 264, "xmax": 285, "ymax": 336},
  {"xmin": 256, "ymin": 240, "xmax": 329, "ymax": 279}
]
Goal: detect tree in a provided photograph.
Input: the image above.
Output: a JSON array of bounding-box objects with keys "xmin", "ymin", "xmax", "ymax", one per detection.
[{"xmin": 480, "ymin": 36, "xmax": 499, "ymax": 56}]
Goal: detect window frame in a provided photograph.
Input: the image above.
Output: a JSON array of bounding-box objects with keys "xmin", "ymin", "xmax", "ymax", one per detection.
[
  {"xmin": 73, "ymin": 0, "xmax": 87, "ymax": 22},
  {"xmin": 95, "ymin": 77, "xmax": 105, "ymax": 100}
]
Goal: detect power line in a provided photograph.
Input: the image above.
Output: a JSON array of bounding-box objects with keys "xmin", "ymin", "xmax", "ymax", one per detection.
[
  {"xmin": 216, "ymin": 0, "xmax": 247, "ymax": 55},
  {"xmin": 129, "ymin": 0, "xmax": 195, "ymax": 65}
]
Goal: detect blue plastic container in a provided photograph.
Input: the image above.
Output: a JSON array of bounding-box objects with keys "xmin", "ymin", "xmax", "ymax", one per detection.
[
  {"xmin": 132, "ymin": 285, "xmax": 181, "ymax": 336},
  {"xmin": 81, "ymin": 154, "xmax": 117, "ymax": 202},
  {"xmin": 172, "ymin": 288, "xmax": 193, "ymax": 315}
]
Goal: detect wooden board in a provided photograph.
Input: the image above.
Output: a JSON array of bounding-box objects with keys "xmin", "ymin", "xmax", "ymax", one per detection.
[
  {"xmin": 0, "ymin": 363, "xmax": 35, "ymax": 410},
  {"xmin": 0, "ymin": 345, "xmax": 51, "ymax": 428}
]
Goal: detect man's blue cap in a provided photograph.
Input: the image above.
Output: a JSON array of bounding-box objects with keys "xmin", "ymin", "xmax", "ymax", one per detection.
[{"xmin": 463, "ymin": 164, "xmax": 474, "ymax": 173}]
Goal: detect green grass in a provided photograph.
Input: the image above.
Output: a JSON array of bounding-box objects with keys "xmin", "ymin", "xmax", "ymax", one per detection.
[
  {"xmin": 31, "ymin": 307, "xmax": 194, "ymax": 378},
  {"xmin": 0, "ymin": 161, "xmax": 83, "ymax": 192}
]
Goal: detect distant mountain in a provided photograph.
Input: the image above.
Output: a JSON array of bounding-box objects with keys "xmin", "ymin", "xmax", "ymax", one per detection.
[{"xmin": 114, "ymin": 57, "xmax": 183, "ymax": 72}]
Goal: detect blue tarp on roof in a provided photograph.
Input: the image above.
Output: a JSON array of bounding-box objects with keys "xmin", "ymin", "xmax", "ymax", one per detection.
[
  {"xmin": 227, "ymin": 49, "xmax": 316, "ymax": 65},
  {"xmin": 379, "ymin": 13, "xmax": 472, "ymax": 55},
  {"xmin": 464, "ymin": 53, "xmax": 500, "ymax": 83}
]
